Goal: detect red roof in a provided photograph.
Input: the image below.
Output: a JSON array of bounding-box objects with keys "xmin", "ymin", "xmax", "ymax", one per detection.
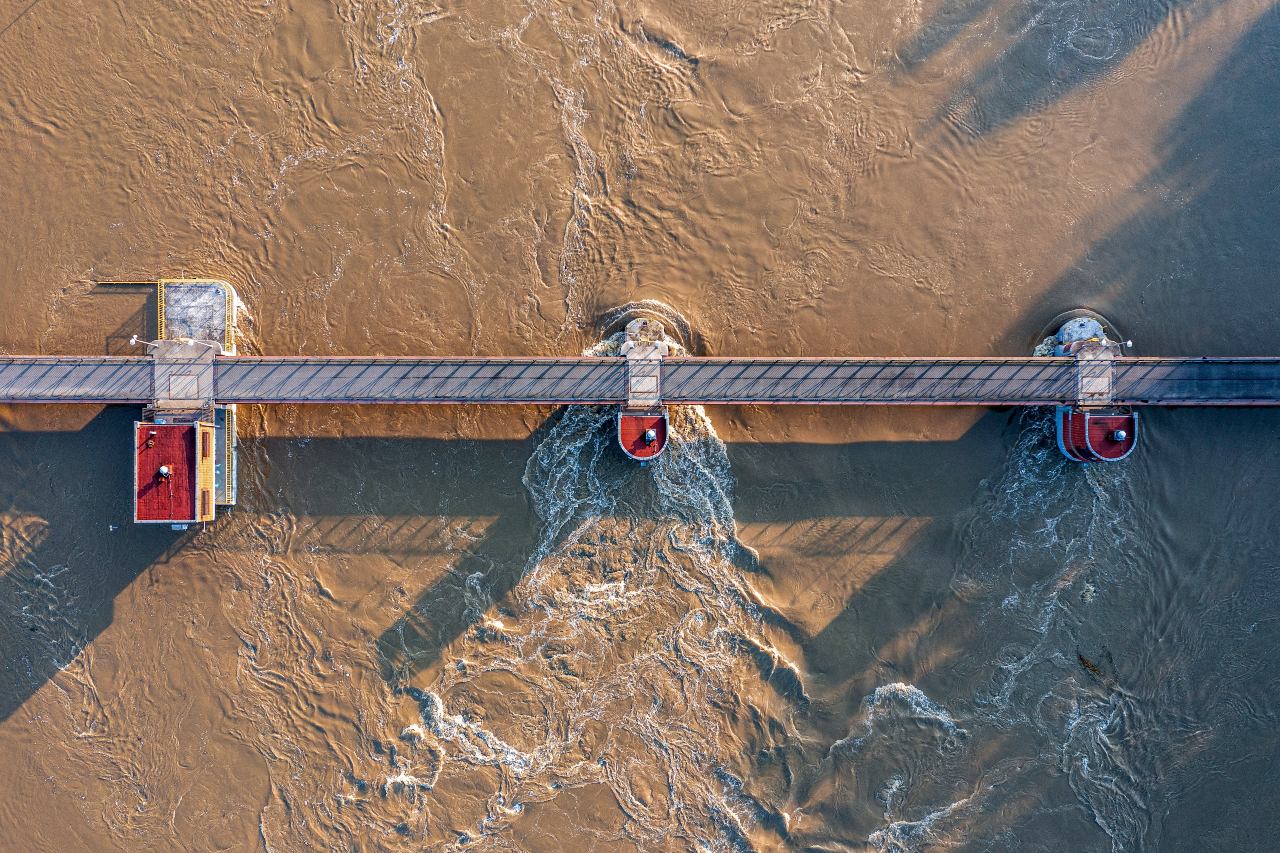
[
  {"xmin": 1084, "ymin": 413, "xmax": 1138, "ymax": 461},
  {"xmin": 135, "ymin": 423, "xmax": 197, "ymax": 521},
  {"xmin": 1056, "ymin": 407, "xmax": 1137, "ymax": 462},
  {"xmin": 618, "ymin": 411, "xmax": 668, "ymax": 460}
]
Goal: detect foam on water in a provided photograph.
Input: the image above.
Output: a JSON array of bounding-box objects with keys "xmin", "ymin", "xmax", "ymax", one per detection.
[
  {"xmin": 378, "ymin": 333, "xmax": 801, "ymax": 849},
  {"xmin": 350, "ymin": 376, "xmax": 1167, "ymax": 851},
  {"xmin": 932, "ymin": 411, "xmax": 1156, "ymax": 851},
  {"xmin": 415, "ymin": 689, "xmax": 537, "ymax": 776},
  {"xmin": 809, "ymin": 411, "xmax": 1163, "ymax": 852},
  {"xmin": 869, "ymin": 787, "xmax": 980, "ymax": 852},
  {"xmin": 835, "ymin": 683, "xmax": 966, "ymax": 754}
]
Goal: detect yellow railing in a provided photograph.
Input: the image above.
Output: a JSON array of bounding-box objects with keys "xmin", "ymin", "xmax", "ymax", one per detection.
[{"xmin": 156, "ymin": 281, "xmax": 166, "ymax": 339}]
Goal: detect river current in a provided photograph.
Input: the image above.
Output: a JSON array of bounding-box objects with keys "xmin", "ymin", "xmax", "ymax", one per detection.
[{"xmin": 3, "ymin": 0, "xmax": 1280, "ymax": 849}]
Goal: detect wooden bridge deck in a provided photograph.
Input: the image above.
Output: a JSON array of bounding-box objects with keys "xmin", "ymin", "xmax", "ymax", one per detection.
[{"xmin": 3, "ymin": 355, "xmax": 1280, "ymax": 406}]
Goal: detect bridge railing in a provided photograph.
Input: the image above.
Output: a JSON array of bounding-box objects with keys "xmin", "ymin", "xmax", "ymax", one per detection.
[
  {"xmin": 0, "ymin": 356, "xmax": 153, "ymax": 403},
  {"xmin": 1111, "ymin": 359, "xmax": 1280, "ymax": 405},
  {"xmin": 5, "ymin": 355, "xmax": 1280, "ymax": 406},
  {"xmin": 213, "ymin": 357, "xmax": 628, "ymax": 404},
  {"xmin": 663, "ymin": 358, "xmax": 1080, "ymax": 405}
]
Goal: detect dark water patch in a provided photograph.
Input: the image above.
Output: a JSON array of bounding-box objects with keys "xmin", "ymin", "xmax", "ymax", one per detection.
[
  {"xmin": 638, "ymin": 24, "xmax": 699, "ymax": 67},
  {"xmin": 919, "ymin": 0, "xmax": 1222, "ymax": 137},
  {"xmin": 0, "ymin": 409, "xmax": 186, "ymax": 723},
  {"xmin": 1018, "ymin": 3, "xmax": 1280, "ymax": 356}
]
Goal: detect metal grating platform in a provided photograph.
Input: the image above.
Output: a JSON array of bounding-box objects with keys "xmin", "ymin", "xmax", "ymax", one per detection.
[{"xmin": 157, "ymin": 279, "xmax": 236, "ymax": 353}]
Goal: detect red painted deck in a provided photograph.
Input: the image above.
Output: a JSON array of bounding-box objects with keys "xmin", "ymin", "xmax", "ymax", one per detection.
[
  {"xmin": 1056, "ymin": 406, "xmax": 1137, "ymax": 462},
  {"xmin": 135, "ymin": 423, "xmax": 197, "ymax": 521},
  {"xmin": 618, "ymin": 410, "xmax": 668, "ymax": 460},
  {"xmin": 1085, "ymin": 413, "xmax": 1138, "ymax": 461},
  {"xmin": 1057, "ymin": 407, "xmax": 1088, "ymax": 462}
]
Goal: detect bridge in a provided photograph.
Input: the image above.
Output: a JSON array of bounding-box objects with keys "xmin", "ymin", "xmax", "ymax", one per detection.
[
  {"xmin": 4, "ymin": 282, "xmax": 1269, "ymax": 527},
  {"xmin": 3, "ymin": 355, "xmax": 1280, "ymax": 407}
]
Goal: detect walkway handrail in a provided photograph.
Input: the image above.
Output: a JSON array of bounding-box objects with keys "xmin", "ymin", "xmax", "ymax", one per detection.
[{"xmin": 5, "ymin": 355, "xmax": 1280, "ymax": 406}]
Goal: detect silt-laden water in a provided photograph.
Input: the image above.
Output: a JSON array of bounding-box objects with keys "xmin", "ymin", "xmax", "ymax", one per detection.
[{"xmin": 3, "ymin": 0, "xmax": 1280, "ymax": 849}]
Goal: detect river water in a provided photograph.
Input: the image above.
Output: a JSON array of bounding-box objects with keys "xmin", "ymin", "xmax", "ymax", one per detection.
[{"xmin": 2, "ymin": 0, "xmax": 1280, "ymax": 849}]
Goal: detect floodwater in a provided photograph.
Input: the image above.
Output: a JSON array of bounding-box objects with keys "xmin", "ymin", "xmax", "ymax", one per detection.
[{"xmin": 2, "ymin": 0, "xmax": 1279, "ymax": 849}]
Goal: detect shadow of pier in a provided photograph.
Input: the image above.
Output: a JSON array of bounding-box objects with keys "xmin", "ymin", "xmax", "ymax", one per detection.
[
  {"xmin": 0, "ymin": 407, "xmax": 187, "ymax": 722},
  {"xmin": 0, "ymin": 403, "xmax": 1011, "ymax": 723}
]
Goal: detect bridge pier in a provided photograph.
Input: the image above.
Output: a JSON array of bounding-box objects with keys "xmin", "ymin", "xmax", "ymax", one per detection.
[
  {"xmin": 598, "ymin": 300, "xmax": 698, "ymax": 354},
  {"xmin": 1046, "ymin": 312, "xmax": 1140, "ymax": 463},
  {"xmin": 130, "ymin": 281, "xmax": 241, "ymax": 527},
  {"xmin": 148, "ymin": 338, "xmax": 216, "ymax": 416},
  {"xmin": 617, "ymin": 317, "xmax": 670, "ymax": 462}
]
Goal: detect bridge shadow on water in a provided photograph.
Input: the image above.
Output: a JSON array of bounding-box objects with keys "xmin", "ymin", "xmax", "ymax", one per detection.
[
  {"xmin": 0, "ymin": 402, "xmax": 1015, "ymax": 727},
  {"xmin": 3, "ymin": 406, "xmax": 1279, "ymax": 843},
  {"xmin": 367, "ymin": 409, "xmax": 1017, "ymax": 699},
  {"xmin": 987, "ymin": 1, "xmax": 1280, "ymax": 357},
  {"xmin": 0, "ymin": 407, "xmax": 189, "ymax": 723},
  {"xmin": 900, "ymin": 0, "xmax": 1232, "ymax": 139},
  {"xmin": 0, "ymin": 401, "xmax": 1134, "ymax": 843},
  {"xmin": 1, "ymin": 11, "xmax": 1278, "ymax": 846}
]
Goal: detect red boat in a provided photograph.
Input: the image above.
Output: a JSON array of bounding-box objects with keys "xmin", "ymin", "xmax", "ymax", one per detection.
[
  {"xmin": 617, "ymin": 407, "xmax": 669, "ymax": 461},
  {"xmin": 1056, "ymin": 406, "xmax": 1138, "ymax": 462}
]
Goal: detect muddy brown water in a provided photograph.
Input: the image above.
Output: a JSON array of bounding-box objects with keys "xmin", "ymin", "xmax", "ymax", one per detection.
[{"xmin": 3, "ymin": 0, "xmax": 1280, "ymax": 850}]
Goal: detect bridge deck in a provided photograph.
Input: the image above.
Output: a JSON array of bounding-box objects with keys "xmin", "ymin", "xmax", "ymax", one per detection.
[
  {"xmin": 3, "ymin": 356, "xmax": 1280, "ymax": 406},
  {"xmin": 0, "ymin": 357, "xmax": 153, "ymax": 404}
]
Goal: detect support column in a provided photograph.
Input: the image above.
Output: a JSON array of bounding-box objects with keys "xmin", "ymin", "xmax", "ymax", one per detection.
[
  {"xmin": 616, "ymin": 318, "xmax": 670, "ymax": 461},
  {"xmin": 1075, "ymin": 342, "xmax": 1116, "ymax": 407},
  {"xmin": 626, "ymin": 346, "xmax": 663, "ymax": 409},
  {"xmin": 150, "ymin": 339, "xmax": 217, "ymax": 417},
  {"xmin": 621, "ymin": 318, "xmax": 668, "ymax": 410}
]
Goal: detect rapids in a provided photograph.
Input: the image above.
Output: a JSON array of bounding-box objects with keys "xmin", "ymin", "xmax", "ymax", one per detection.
[{"xmin": 4, "ymin": 0, "xmax": 1280, "ymax": 849}]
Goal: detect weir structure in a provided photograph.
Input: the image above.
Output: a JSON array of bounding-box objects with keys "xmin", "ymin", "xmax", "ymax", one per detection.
[{"xmin": 4, "ymin": 281, "xmax": 1280, "ymax": 524}]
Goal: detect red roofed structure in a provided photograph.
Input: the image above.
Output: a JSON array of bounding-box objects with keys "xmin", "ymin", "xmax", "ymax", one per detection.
[
  {"xmin": 134, "ymin": 421, "xmax": 216, "ymax": 525},
  {"xmin": 1055, "ymin": 406, "xmax": 1138, "ymax": 463},
  {"xmin": 617, "ymin": 409, "xmax": 669, "ymax": 461}
]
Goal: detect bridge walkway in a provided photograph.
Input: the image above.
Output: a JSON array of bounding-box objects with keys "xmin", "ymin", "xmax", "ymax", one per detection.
[{"xmin": 3, "ymin": 355, "xmax": 1280, "ymax": 406}]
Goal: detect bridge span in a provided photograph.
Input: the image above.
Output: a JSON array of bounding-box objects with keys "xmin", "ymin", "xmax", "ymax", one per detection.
[
  {"xmin": 3, "ymin": 355, "xmax": 1280, "ymax": 407},
  {"xmin": 8, "ymin": 280, "xmax": 1262, "ymax": 525}
]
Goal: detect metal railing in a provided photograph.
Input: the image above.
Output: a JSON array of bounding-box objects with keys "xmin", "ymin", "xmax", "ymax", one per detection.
[
  {"xmin": 5, "ymin": 355, "xmax": 1280, "ymax": 406},
  {"xmin": 663, "ymin": 358, "xmax": 1080, "ymax": 405},
  {"xmin": 0, "ymin": 357, "xmax": 153, "ymax": 403},
  {"xmin": 213, "ymin": 357, "xmax": 628, "ymax": 404}
]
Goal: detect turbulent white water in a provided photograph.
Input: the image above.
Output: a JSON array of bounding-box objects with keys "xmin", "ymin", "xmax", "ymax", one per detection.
[
  {"xmin": 842, "ymin": 413, "xmax": 1163, "ymax": 852},
  {"xmin": 363, "ymin": 404, "xmax": 1188, "ymax": 852},
  {"xmin": 370, "ymin": 336, "xmax": 801, "ymax": 849}
]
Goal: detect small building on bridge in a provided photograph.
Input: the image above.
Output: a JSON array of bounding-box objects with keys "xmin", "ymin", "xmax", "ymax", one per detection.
[
  {"xmin": 131, "ymin": 278, "xmax": 239, "ymax": 526},
  {"xmin": 134, "ymin": 421, "xmax": 217, "ymax": 526}
]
